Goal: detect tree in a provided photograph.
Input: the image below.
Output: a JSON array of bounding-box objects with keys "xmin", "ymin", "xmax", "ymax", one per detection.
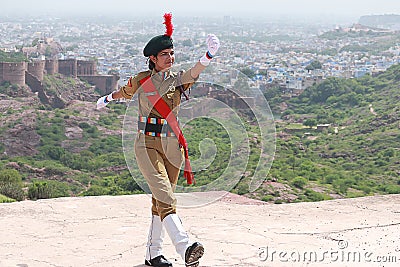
[
  {"xmin": 240, "ymin": 68, "xmax": 256, "ymax": 79},
  {"xmin": 28, "ymin": 181, "xmax": 53, "ymax": 200},
  {"xmin": 31, "ymin": 38, "xmax": 39, "ymax": 47},
  {"xmin": 0, "ymin": 169, "xmax": 22, "ymax": 185},
  {"xmin": 303, "ymin": 118, "xmax": 317, "ymax": 128},
  {"xmin": 291, "ymin": 176, "xmax": 308, "ymax": 189},
  {"xmin": 45, "ymin": 46, "xmax": 52, "ymax": 57},
  {"xmin": 305, "ymin": 60, "xmax": 322, "ymax": 71},
  {"xmin": 0, "ymin": 169, "xmax": 24, "ymax": 201},
  {"xmin": 0, "ymin": 50, "xmax": 27, "ymax": 62}
]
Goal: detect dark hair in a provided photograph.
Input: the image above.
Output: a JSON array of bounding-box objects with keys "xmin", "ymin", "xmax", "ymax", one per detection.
[
  {"xmin": 143, "ymin": 35, "xmax": 173, "ymax": 57},
  {"xmin": 148, "ymin": 58, "xmax": 155, "ymax": 70}
]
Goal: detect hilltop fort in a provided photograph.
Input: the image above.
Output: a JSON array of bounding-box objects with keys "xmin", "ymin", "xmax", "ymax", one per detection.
[
  {"xmin": 0, "ymin": 59, "xmax": 118, "ymax": 94},
  {"xmin": 0, "ymin": 37, "xmax": 119, "ymax": 107}
]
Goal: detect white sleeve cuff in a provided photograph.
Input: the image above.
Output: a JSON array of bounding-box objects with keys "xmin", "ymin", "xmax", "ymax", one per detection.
[
  {"xmin": 199, "ymin": 54, "xmax": 211, "ymax": 66},
  {"xmin": 106, "ymin": 92, "xmax": 115, "ymax": 102}
]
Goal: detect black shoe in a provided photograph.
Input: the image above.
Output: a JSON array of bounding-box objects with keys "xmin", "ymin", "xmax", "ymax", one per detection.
[
  {"xmin": 185, "ymin": 242, "xmax": 204, "ymax": 267},
  {"xmin": 145, "ymin": 255, "xmax": 173, "ymax": 267}
]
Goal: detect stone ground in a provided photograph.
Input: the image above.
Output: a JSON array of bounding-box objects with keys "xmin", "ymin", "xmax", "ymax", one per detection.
[{"xmin": 0, "ymin": 192, "xmax": 399, "ymax": 267}]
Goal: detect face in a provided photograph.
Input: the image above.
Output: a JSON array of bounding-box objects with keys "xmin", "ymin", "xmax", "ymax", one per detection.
[{"xmin": 150, "ymin": 48, "xmax": 175, "ymax": 72}]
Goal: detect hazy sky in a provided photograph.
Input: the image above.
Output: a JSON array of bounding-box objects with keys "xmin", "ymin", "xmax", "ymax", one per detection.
[{"xmin": 2, "ymin": 0, "xmax": 400, "ymax": 20}]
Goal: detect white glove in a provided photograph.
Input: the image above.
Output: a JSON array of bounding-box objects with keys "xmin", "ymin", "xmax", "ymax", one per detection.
[
  {"xmin": 96, "ymin": 92, "xmax": 114, "ymax": 110},
  {"xmin": 206, "ymin": 34, "xmax": 220, "ymax": 57},
  {"xmin": 199, "ymin": 34, "xmax": 220, "ymax": 66}
]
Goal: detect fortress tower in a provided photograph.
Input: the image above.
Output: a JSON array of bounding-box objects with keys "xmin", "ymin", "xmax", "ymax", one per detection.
[
  {"xmin": 45, "ymin": 59, "xmax": 58, "ymax": 75},
  {"xmin": 27, "ymin": 61, "xmax": 45, "ymax": 81},
  {"xmin": 0, "ymin": 58, "xmax": 118, "ymax": 94},
  {"xmin": 77, "ymin": 60, "xmax": 97, "ymax": 76},
  {"xmin": 0, "ymin": 62, "xmax": 27, "ymax": 86},
  {"xmin": 58, "ymin": 59, "xmax": 77, "ymax": 78}
]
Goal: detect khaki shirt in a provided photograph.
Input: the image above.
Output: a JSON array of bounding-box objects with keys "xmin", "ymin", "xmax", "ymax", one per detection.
[{"xmin": 119, "ymin": 68, "xmax": 197, "ymax": 118}]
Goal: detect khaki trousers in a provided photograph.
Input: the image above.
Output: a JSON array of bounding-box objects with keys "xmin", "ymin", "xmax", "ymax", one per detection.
[{"xmin": 134, "ymin": 133, "xmax": 184, "ymax": 220}]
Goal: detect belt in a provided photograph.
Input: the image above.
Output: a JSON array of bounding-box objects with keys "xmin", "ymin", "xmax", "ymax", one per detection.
[{"xmin": 138, "ymin": 116, "xmax": 176, "ymax": 137}]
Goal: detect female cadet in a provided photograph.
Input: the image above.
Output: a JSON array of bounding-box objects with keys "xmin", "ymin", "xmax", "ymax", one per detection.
[{"xmin": 96, "ymin": 14, "xmax": 220, "ymax": 267}]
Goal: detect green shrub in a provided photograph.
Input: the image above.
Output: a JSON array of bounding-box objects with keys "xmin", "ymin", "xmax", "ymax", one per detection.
[
  {"xmin": 304, "ymin": 189, "xmax": 328, "ymax": 202},
  {"xmin": 80, "ymin": 185, "xmax": 109, "ymax": 196},
  {"xmin": 333, "ymin": 180, "xmax": 349, "ymax": 194},
  {"xmin": 39, "ymin": 145, "xmax": 65, "ymax": 160},
  {"xmin": 0, "ymin": 183, "xmax": 25, "ymax": 201},
  {"xmin": 78, "ymin": 122, "xmax": 91, "ymax": 129},
  {"xmin": 383, "ymin": 184, "xmax": 400, "ymax": 194},
  {"xmin": 261, "ymin": 195, "xmax": 274, "ymax": 202},
  {"xmin": 356, "ymin": 185, "xmax": 372, "ymax": 194},
  {"xmin": 0, "ymin": 194, "xmax": 15, "ymax": 203},
  {"xmin": 85, "ymin": 126, "xmax": 99, "ymax": 138},
  {"xmin": 0, "ymin": 169, "xmax": 22, "ymax": 185},
  {"xmin": 44, "ymin": 164, "xmax": 70, "ymax": 176},
  {"xmin": 324, "ymin": 174, "xmax": 340, "ymax": 184},
  {"xmin": 0, "ymin": 169, "xmax": 24, "ymax": 201},
  {"xmin": 291, "ymin": 176, "xmax": 308, "ymax": 189},
  {"xmin": 28, "ymin": 181, "xmax": 53, "ymax": 200}
]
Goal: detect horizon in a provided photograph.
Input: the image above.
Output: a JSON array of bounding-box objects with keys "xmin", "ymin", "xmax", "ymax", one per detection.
[{"xmin": 1, "ymin": 0, "xmax": 400, "ymax": 23}]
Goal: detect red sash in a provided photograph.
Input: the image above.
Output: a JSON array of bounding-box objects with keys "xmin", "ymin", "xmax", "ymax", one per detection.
[{"xmin": 139, "ymin": 76, "xmax": 194, "ymax": 185}]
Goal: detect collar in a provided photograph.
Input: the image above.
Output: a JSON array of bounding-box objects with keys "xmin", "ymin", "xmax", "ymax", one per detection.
[{"xmin": 151, "ymin": 68, "xmax": 172, "ymax": 80}]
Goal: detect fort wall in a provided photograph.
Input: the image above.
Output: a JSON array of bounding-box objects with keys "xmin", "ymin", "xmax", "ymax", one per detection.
[
  {"xmin": 27, "ymin": 61, "xmax": 45, "ymax": 81},
  {"xmin": 0, "ymin": 58, "xmax": 117, "ymax": 97},
  {"xmin": 0, "ymin": 63, "xmax": 3, "ymax": 83},
  {"xmin": 79, "ymin": 75, "xmax": 119, "ymax": 95},
  {"xmin": 45, "ymin": 59, "xmax": 58, "ymax": 75},
  {"xmin": 77, "ymin": 60, "xmax": 97, "ymax": 76},
  {"xmin": 58, "ymin": 59, "xmax": 77, "ymax": 78},
  {"xmin": 25, "ymin": 71, "xmax": 50, "ymax": 106},
  {"xmin": 1, "ymin": 62, "xmax": 26, "ymax": 86}
]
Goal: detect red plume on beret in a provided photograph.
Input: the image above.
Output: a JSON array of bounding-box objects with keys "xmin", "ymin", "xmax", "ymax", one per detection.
[
  {"xmin": 143, "ymin": 13, "xmax": 174, "ymax": 56},
  {"xmin": 163, "ymin": 13, "xmax": 174, "ymax": 37}
]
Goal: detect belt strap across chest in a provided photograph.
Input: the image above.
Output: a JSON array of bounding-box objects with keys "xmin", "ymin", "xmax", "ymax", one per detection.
[{"xmin": 139, "ymin": 75, "xmax": 194, "ymax": 185}]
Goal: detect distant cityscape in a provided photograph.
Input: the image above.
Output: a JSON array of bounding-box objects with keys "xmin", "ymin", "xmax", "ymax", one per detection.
[{"xmin": 1, "ymin": 15, "xmax": 400, "ymax": 95}]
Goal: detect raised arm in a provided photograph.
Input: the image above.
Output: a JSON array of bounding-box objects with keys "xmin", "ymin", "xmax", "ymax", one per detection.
[{"xmin": 190, "ymin": 34, "xmax": 220, "ymax": 79}]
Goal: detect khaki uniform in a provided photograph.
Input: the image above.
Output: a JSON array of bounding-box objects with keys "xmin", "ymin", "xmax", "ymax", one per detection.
[{"xmin": 121, "ymin": 68, "xmax": 197, "ymax": 220}]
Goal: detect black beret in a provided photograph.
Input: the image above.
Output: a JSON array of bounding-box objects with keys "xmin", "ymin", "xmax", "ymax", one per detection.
[{"xmin": 143, "ymin": 35, "xmax": 174, "ymax": 57}]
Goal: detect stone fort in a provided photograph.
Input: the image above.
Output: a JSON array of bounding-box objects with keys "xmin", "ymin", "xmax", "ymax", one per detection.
[
  {"xmin": 0, "ymin": 58, "xmax": 118, "ymax": 95},
  {"xmin": 0, "ymin": 58, "xmax": 255, "ymax": 111}
]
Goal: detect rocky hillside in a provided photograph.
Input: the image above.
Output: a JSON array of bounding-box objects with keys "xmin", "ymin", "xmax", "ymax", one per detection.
[
  {"xmin": 0, "ymin": 74, "xmax": 133, "ymax": 201},
  {"xmin": 1, "ymin": 65, "xmax": 400, "ymax": 203},
  {"xmin": 0, "ymin": 74, "xmax": 99, "ymax": 157},
  {"xmin": 245, "ymin": 64, "xmax": 400, "ymax": 203}
]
